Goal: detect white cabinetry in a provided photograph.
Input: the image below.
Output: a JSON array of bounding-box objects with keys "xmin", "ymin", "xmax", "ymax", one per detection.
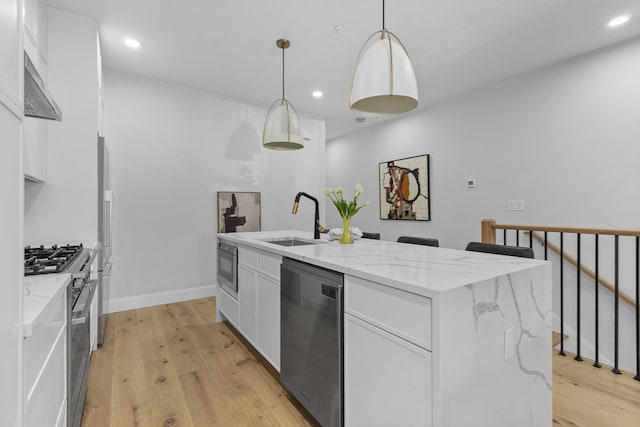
[
  {"xmin": 344, "ymin": 275, "xmax": 433, "ymax": 427},
  {"xmin": 235, "ymin": 245, "xmax": 281, "ymax": 370},
  {"xmin": 238, "ymin": 262, "xmax": 257, "ymax": 344},
  {"xmin": 23, "ymin": 0, "xmax": 49, "ymax": 182},
  {"xmin": 0, "ymin": 77, "xmax": 24, "ymax": 426},
  {"xmin": 0, "ymin": 0, "xmax": 22, "ymax": 111},
  {"xmin": 23, "ymin": 283, "xmax": 67, "ymax": 427}
]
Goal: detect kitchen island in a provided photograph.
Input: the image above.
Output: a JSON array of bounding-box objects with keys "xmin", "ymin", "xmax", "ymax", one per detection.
[{"xmin": 216, "ymin": 230, "xmax": 552, "ymax": 427}]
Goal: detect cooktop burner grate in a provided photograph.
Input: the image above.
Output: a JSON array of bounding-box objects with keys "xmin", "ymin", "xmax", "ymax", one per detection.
[{"xmin": 24, "ymin": 243, "xmax": 84, "ymax": 275}]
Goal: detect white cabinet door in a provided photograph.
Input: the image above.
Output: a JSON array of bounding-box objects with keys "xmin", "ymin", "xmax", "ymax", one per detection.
[
  {"xmin": 256, "ymin": 273, "xmax": 280, "ymax": 370},
  {"xmin": 344, "ymin": 313, "xmax": 432, "ymax": 427},
  {"xmin": 24, "ymin": 328, "xmax": 66, "ymax": 427},
  {"xmin": 238, "ymin": 264, "xmax": 256, "ymax": 345},
  {"xmin": 23, "ymin": 116, "xmax": 46, "ymax": 181}
]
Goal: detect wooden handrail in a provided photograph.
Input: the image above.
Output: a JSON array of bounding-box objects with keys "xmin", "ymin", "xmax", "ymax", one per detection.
[
  {"xmin": 526, "ymin": 231, "xmax": 637, "ymax": 309},
  {"xmin": 484, "ymin": 220, "xmax": 640, "ymax": 237},
  {"xmin": 480, "ymin": 219, "xmax": 638, "ymax": 310}
]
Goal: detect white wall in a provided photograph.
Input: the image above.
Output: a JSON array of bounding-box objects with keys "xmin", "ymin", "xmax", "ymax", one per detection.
[
  {"xmin": 327, "ymin": 36, "xmax": 640, "ymax": 249},
  {"xmin": 23, "ymin": 8, "xmax": 99, "ymax": 244},
  {"xmin": 102, "ymin": 70, "xmax": 326, "ymax": 310}
]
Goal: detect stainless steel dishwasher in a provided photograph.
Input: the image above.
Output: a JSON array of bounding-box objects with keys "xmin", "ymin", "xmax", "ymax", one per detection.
[{"xmin": 281, "ymin": 257, "xmax": 344, "ymax": 427}]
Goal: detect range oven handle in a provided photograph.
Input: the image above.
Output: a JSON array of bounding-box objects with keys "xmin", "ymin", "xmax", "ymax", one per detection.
[
  {"xmin": 72, "ymin": 279, "xmax": 98, "ymax": 320},
  {"xmin": 72, "ymin": 316, "xmax": 87, "ymax": 325}
]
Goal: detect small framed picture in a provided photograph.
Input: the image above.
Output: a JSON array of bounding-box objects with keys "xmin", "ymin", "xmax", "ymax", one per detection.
[
  {"xmin": 379, "ymin": 154, "xmax": 430, "ymax": 221},
  {"xmin": 217, "ymin": 191, "xmax": 261, "ymax": 233}
]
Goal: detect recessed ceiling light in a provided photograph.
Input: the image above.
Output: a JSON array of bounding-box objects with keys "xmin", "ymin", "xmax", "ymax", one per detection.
[
  {"xmin": 124, "ymin": 38, "xmax": 142, "ymax": 49},
  {"xmin": 607, "ymin": 15, "xmax": 630, "ymax": 28},
  {"xmin": 312, "ymin": 90, "xmax": 323, "ymax": 98}
]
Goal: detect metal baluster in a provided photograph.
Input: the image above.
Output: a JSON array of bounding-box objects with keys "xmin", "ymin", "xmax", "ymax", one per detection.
[
  {"xmin": 516, "ymin": 230, "xmax": 520, "ymax": 246},
  {"xmin": 593, "ymin": 234, "xmax": 601, "ymax": 368},
  {"xmin": 503, "ymin": 229, "xmax": 507, "ymax": 245},
  {"xmin": 575, "ymin": 233, "xmax": 582, "ymax": 361},
  {"xmin": 559, "ymin": 232, "xmax": 565, "ymax": 356},
  {"xmin": 544, "ymin": 231, "xmax": 548, "ymax": 260},
  {"xmin": 635, "ymin": 236, "xmax": 640, "ymax": 381},
  {"xmin": 529, "ymin": 230, "xmax": 533, "ymax": 250},
  {"xmin": 612, "ymin": 235, "xmax": 621, "ymax": 374}
]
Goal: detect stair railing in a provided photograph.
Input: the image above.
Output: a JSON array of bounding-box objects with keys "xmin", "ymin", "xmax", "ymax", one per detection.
[{"xmin": 481, "ymin": 219, "xmax": 640, "ymax": 381}]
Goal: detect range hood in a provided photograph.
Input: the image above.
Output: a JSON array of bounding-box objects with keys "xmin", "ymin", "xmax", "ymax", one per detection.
[{"xmin": 24, "ymin": 52, "xmax": 62, "ymax": 121}]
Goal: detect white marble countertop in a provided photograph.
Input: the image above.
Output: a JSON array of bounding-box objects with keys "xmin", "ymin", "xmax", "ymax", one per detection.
[
  {"xmin": 23, "ymin": 273, "xmax": 70, "ymax": 337},
  {"xmin": 217, "ymin": 230, "xmax": 548, "ymax": 298}
]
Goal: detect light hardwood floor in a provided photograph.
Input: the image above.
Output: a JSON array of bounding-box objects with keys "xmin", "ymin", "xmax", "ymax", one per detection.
[{"xmin": 82, "ymin": 298, "xmax": 640, "ymax": 427}]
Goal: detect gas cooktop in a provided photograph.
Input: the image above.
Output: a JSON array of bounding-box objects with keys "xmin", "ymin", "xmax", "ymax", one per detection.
[{"xmin": 24, "ymin": 243, "xmax": 85, "ymax": 276}]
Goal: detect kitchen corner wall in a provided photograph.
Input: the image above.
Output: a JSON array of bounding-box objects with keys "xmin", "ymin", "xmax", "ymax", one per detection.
[
  {"xmin": 102, "ymin": 70, "xmax": 326, "ymax": 310},
  {"xmin": 24, "ymin": 8, "xmax": 99, "ymax": 244},
  {"xmin": 327, "ymin": 35, "xmax": 640, "ymax": 250}
]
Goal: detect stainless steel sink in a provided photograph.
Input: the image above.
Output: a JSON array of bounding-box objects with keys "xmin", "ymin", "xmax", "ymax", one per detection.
[{"xmin": 266, "ymin": 238, "xmax": 324, "ymax": 247}]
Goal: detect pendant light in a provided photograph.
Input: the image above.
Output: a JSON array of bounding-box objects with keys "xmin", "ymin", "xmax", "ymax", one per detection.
[
  {"xmin": 263, "ymin": 39, "xmax": 304, "ymax": 150},
  {"xmin": 349, "ymin": 0, "xmax": 419, "ymax": 114}
]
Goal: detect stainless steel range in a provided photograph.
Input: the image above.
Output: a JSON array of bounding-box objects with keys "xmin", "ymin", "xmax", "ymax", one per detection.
[{"xmin": 24, "ymin": 243, "xmax": 97, "ymax": 427}]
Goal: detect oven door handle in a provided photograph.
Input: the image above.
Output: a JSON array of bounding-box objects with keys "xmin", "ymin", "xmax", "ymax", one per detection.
[{"xmin": 72, "ymin": 279, "xmax": 98, "ymax": 322}]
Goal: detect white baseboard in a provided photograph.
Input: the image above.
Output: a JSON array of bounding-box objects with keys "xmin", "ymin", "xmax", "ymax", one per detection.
[{"xmin": 105, "ymin": 284, "xmax": 217, "ymax": 313}]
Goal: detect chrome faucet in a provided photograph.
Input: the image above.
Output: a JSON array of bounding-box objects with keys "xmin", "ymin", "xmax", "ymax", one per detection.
[{"xmin": 292, "ymin": 192, "xmax": 323, "ymax": 239}]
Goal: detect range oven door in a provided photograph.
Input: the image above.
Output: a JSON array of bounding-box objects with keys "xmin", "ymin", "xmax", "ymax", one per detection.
[
  {"xmin": 68, "ymin": 280, "xmax": 97, "ymax": 427},
  {"xmin": 217, "ymin": 241, "xmax": 238, "ymax": 298}
]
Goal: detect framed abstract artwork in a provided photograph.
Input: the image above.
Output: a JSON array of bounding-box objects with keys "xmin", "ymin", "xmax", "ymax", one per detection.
[
  {"xmin": 378, "ymin": 154, "xmax": 430, "ymax": 221},
  {"xmin": 217, "ymin": 191, "xmax": 262, "ymax": 232}
]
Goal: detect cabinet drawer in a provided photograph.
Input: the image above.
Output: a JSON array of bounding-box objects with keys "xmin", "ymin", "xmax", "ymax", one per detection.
[
  {"xmin": 217, "ymin": 287, "xmax": 238, "ymax": 327},
  {"xmin": 257, "ymin": 251, "xmax": 281, "ymax": 281},
  {"xmin": 24, "ymin": 328, "xmax": 66, "ymax": 427},
  {"xmin": 238, "ymin": 246, "xmax": 257, "ymax": 268},
  {"xmin": 24, "ymin": 287, "xmax": 66, "ymax": 398},
  {"xmin": 345, "ymin": 313, "xmax": 432, "ymax": 427},
  {"xmin": 345, "ymin": 275, "xmax": 431, "ymax": 350}
]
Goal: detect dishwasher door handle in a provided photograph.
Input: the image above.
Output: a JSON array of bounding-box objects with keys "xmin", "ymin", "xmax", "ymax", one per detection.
[{"xmin": 321, "ymin": 284, "xmax": 338, "ymax": 300}]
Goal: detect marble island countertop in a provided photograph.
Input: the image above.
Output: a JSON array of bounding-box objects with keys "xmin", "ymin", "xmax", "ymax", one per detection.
[{"xmin": 217, "ymin": 230, "xmax": 548, "ymax": 298}]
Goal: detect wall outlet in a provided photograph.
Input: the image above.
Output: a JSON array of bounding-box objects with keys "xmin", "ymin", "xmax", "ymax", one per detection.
[
  {"xmin": 504, "ymin": 327, "xmax": 515, "ymax": 360},
  {"xmin": 507, "ymin": 199, "xmax": 525, "ymax": 212}
]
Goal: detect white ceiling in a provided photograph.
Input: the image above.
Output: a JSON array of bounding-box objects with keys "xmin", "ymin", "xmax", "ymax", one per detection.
[{"xmin": 46, "ymin": 0, "xmax": 640, "ymax": 140}]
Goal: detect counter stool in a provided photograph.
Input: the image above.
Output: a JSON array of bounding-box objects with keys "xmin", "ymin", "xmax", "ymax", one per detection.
[
  {"xmin": 397, "ymin": 236, "xmax": 439, "ymax": 247},
  {"xmin": 465, "ymin": 242, "xmax": 534, "ymax": 258}
]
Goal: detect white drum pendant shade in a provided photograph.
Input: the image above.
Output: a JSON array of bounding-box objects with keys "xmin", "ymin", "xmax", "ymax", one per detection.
[
  {"xmin": 350, "ymin": 32, "xmax": 419, "ymax": 114},
  {"xmin": 262, "ymin": 98, "xmax": 303, "ymax": 150}
]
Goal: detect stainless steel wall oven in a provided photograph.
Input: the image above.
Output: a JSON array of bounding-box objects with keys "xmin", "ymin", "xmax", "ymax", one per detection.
[{"xmin": 217, "ymin": 241, "xmax": 238, "ymax": 298}]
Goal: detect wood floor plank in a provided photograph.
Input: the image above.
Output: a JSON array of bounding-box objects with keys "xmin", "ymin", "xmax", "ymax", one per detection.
[
  {"xmin": 152, "ymin": 303, "xmax": 204, "ymax": 376},
  {"xmin": 80, "ymin": 308, "xmax": 117, "ymax": 427},
  {"xmin": 108, "ymin": 310, "xmax": 152, "ymax": 427},
  {"xmin": 136, "ymin": 305, "xmax": 196, "ymax": 427},
  {"xmin": 82, "ymin": 297, "xmax": 640, "ymax": 427},
  {"xmin": 552, "ymin": 350, "xmax": 640, "ymax": 427}
]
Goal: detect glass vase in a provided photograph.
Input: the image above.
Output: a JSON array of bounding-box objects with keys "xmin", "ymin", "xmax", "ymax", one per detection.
[{"xmin": 339, "ymin": 217, "xmax": 354, "ymax": 244}]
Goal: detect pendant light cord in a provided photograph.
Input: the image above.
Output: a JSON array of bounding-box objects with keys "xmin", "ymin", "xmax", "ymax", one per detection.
[
  {"xmin": 382, "ymin": 0, "xmax": 385, "ymax": 29},
  {"xmin": 282, "ymin": 46, "xmax": 285, "ymax": 99}
]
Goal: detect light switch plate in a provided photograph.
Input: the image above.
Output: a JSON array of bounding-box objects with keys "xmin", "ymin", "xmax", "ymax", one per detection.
[
  {"xmin": 504, "ymin": 327, "xmax": 515, "ymax": 360},
  {"xmin": 507, "ymin": 199, "xmax": 525, "ymax": 211}
]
